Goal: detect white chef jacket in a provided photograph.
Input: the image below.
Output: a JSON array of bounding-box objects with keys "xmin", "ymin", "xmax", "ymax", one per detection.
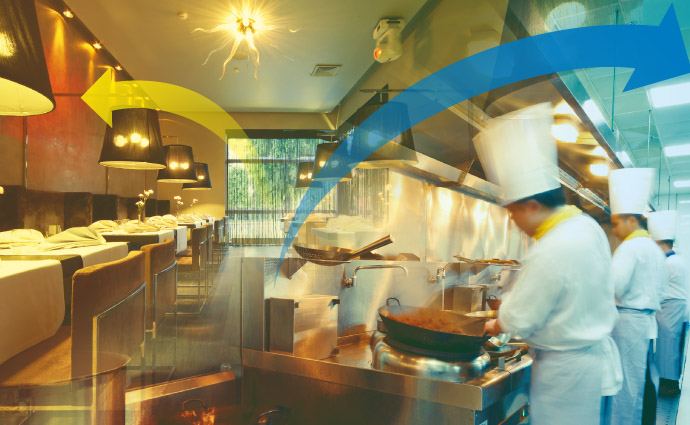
[
  {"xmin": 664, "ymin": 253, "xmax": 688, "ymax": 301},
  {"xmin": 611, "ymin": 237, "xmax": 665, "ymax": 312},
  {"xmin": 498, "ymin": 214, "xmax": 618, "ymax": 350},
  {"xmin": 498, "ymin": 213, "xmax": 619, "ymax": 351}
]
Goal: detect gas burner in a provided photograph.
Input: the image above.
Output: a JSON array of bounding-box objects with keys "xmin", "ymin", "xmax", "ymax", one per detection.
[{"xmin": 370, "ymin": 332, "xmax": 490, "ymax": 383}]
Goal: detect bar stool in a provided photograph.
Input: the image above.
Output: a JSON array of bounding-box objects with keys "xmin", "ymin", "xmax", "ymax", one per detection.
[
  {"xmin": 141, "ymin": 238, "xmax": 177, "ymax": 381},
  {"xmin": 0, "ymin": 251, "xmax": 147, "ymax": 425}
]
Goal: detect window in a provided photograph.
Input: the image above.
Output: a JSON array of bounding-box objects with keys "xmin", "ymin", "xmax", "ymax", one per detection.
[{"xmin": 227, "ymin": 136, "xmax": 336, "ymax": 244}]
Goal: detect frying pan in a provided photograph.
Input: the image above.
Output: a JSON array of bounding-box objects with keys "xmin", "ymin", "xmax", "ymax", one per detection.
[
  {"xmin": 292, "ymin": 235, "xmax": 393, "ymax": 266},
  {"xmin": 378, "ymin": 298, "xmax": 490, "ymax": 354}
]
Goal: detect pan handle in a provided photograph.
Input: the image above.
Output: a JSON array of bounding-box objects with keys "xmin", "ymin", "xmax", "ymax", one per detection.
[
  {"xmin": 351, "ymin": 235, "xmax": 394, "ymax": 258},
  {"xmin": 386, "ymin": 297, "xmax": 401, "ymax": 307}
]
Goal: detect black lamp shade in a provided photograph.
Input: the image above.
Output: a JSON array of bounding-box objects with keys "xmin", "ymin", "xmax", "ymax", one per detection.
[
  {"xmin": 0, "ymin": 0, "xmax": 55, "ymax": 115},
  {"xmin": 157, "ymin": 145, "xmax": 197, "ymax": 183},
  {"xmin": 99, "ymin": 108, "xmax": 166, "ymax": 170},
  {"xmin": 312, "ymin": 143, "xmax": 353, "ymax": 182},
  {"xmin": 183, "ymin": 163, "xmax": 212, "ymax": 190},
  {"xmin": 349, "ymin": 101, "xmax": 417, "ymax": 169}
]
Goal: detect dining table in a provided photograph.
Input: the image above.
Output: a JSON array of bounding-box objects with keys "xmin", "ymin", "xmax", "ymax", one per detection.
[
  {"xmin": 0, "ymin": 260, "xmax": 65, "ymax": 365},
  {"xmin": 99, "ymin": 227, "xmax": 187, "ymax": 253},
  {"xmin": 0, "ymin": 242, "xmax": 129, "ymax": 325}
]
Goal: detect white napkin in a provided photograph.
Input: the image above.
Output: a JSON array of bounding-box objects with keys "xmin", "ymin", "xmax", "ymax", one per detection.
[
  {"xmin": 146, "ymin": 215, "xmax": 177, "ymax": 229},
  {"xmin": 40, "ymin": 227, "xmax": 106, "ymax": 250},
  {"xmin": 0, "ymin": 229, "xmax": 44, "ymax": 249},
  {"xmin": 123, "ymin": 220, "xmax": 160, "ymax": 233},
  {"xmin": 88, "ymin": 220, "xmax": 120, "ymax": 233}
]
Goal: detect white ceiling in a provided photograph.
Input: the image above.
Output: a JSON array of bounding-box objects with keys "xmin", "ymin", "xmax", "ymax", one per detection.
[
  {"xmin": 64, "ymin": 0, "xmax": 428, "ymax": 113},
  {"xmin": 559, "ymin": 0, "xmax": 690, "ymax": 200}
]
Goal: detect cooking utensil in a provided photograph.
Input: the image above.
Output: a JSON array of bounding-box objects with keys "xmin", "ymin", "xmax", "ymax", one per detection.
[
  {"xmin": 464, "ymin": 310, "xmax": 499, "ymax": 320},
  {"xmin": 486, "ymin": 295, "xmax": 501, "ymax": 310},
  {"xmin": 453, "ymin": 255, "xmax": 519, "ymax": 266},
  {"xmin": 293, "ymin": 235, "xmax": 393, "ymax": 266},
  {"xmin": 378, "ymin": 298, "xmax": 490, "ymax": 354}
]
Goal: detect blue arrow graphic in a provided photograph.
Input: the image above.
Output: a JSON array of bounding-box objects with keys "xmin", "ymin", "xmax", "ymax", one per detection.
[{"xmin": 278, "ymin": 5, "xmax": 690, "ymax": 275}]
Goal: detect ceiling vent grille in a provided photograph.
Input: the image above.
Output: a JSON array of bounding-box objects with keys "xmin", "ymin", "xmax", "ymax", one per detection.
[{"xmin": 311, "ymin": 64, "xmax": 341, "ymax": 77}]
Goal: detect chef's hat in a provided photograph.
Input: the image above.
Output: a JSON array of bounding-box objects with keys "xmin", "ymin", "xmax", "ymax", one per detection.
[
  {"xmin": 648, "ymin": 210, "xmax": 677, "ymax": 241},
  {"xmin": 608, "ymin": 168, "xmax": 654, "ymax": 215},
  {"xmin": 473, "ymin": 103, "xmax": 560, "ymax": 205}
]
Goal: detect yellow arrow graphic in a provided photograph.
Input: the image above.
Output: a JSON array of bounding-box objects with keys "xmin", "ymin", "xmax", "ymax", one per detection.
[{"xmin": 82, "ymin": 69, "xmax": 265, "ymax": 184}]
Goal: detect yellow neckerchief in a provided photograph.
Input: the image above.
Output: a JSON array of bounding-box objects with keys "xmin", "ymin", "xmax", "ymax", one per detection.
[
  {"xmin": 533, "ymin": 205, "xmax": 583, "ymax": 240},
  {"xmin": 624, "ymin": 229, "xmax": 650, "ymax": 242}
]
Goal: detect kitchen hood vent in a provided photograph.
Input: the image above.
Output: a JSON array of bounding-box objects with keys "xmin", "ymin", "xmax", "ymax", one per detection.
[{"xmin": 311, "ymin": 64, "xmax": 341, "ymax": 77}]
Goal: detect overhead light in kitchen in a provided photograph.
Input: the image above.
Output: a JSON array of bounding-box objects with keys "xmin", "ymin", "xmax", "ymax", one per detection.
[
  {"xmin": 157, "ymin": 145, "xmax": 198, "ymax": 183},
  {"xmin": 582, "ymin": 99, "xmax": 606, "ymax": 124},
  {"xmin": 313, "ymin": 143, "xmax": 353, "ymax": 182},
  {"xmin": 673, "ymin": 180, "xmax": 690, "ymax": 188},
  {"xmin": 99, "ymin": 109, "xmax": 166, "ymax": 170},
  {"xmin": 347, "ymin": 101, "xmax": 418, "ymax": 169},
  {"xmin": 0, "ymin": 0, "xmax": 55, "ymax": 115},
  {"xmin": 183, "ymin": 163, "xmax": 213, "ymax": 190},
  {"xmin": 649, "ymin": 81, "xmax": 690, "ymax": 108},
  {"xmin": 589, "ymin": 163, "xmax": 609, "ymax": 177},
  {"xmin": 92, "ymin": 42, "xmax": 103, "ymax": 50},
  {"xmin": 62, "ymin": 10, "xmax": 74, "ymax": 18},
  {"xmin": 551, "ymin": 122, "xmax": 579, "ymax": 143},
  {"xmin": 554, "ymin": 101, "xmax": 576, "ymax": 117},
  {"xmin": 194, "ymin": 2, "xmax": 296, "ymax": 79},
  {"xmin": 664, "ymin": 143, "xmax": 690, "ymax": 157},
  {"xmin": 591, "ymin": 146, "xmax": 608, "ymax": 157}
]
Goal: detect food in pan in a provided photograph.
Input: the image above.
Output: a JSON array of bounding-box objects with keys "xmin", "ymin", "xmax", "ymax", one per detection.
[{"xmin": 391, "ymin": 310, "xmax": 475, "ymax": 335}]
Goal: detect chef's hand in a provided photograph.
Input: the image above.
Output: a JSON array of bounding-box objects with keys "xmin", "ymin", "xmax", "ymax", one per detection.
[{"xmin": 484, "ymin": 319, "xmax": 503, "ymax": 336}]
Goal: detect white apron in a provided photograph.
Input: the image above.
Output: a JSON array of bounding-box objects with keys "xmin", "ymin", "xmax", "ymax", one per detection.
[
  {"xmin": 605, "ymin": 309, "xmax": 658, "ymax": 425},
  {"xmin": 530, "ymin": 343, "xmax": 606, "ymax": 425},
  {"xmin": 656, "ymin": 299, "xmax": 688, "ymax": 380}
]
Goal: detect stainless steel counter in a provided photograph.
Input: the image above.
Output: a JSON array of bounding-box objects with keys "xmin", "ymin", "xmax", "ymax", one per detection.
[{"xmin": 242, "ymin": 335, "xmax": 531, "ymax": 412}]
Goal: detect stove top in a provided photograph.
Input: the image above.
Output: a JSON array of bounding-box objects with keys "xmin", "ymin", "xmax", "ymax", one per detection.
[{"xmin": 370, "ymin": 332, "xmax": 491, "ymax": 383}]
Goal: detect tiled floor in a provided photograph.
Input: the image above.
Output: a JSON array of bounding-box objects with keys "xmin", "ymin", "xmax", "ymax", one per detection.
[{"xmin": 659, "ymin": 329, "xmax": 690, "ymax": 425}]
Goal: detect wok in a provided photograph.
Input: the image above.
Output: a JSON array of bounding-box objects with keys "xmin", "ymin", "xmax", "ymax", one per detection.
[
  {"xmin": 293, "ymin": 235, "xmax": 393, "ymax": 266},
  {"xmin": 378, "ymin": 298, "xmax": 489, "ymax": 354}
]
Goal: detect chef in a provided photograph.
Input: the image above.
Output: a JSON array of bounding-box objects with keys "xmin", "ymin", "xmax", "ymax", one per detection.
[
  {"xmin": 649, "ymin": 210, "xmax": 688, "ymax": 397},
  {"xmin": 474, "ymin": 103, "xmax": 622, "ymax": 425},
  {"xmin": 605, "ymin": 168, "xmax": 666, "ymax": 425}
]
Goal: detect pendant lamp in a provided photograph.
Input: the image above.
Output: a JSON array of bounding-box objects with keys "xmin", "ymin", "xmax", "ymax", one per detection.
[
  {"xmin": 348, "ymin": 101, "xmax": 417, "ymax": 169},
  {"xmin": 99, "ymin": 108, "xmax": 166, "ymax": 170},
  {"xmin": 157, "ymin": 145, "xmax": 197, "ymax": 183},
  {"xmin": 295, "ymin": 161, "xmax": 325, "ymax": 189},
  {"xmin": 182, "ymin": 163, "xmax": 212, "ymax": 190},
  {"xmin": 0, "ymin": 0, "xmax": 55, "ymax": 115},
  {"xmin": 312, "ymin": 143, "xmax": 353, "ymax": 182}
]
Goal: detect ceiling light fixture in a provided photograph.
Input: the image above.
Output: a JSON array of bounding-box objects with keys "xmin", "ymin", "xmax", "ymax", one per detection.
[
  {"xmin": 157, "ymin": 145, "xmax": 198, "ymax": 183},
  {"xmin": 182, "ymin": 163, "xmax": 212, "ymax": 190},
  {"xmin": 589, "ymin": 163, "xmax": 609, "ymax": 177},
  {"xmin": 193, "ymin": 3, "xmax": 296, "ymax": 79},
  {"xmin": 114, "ymin": 65, "xmax": 122, "ymax": 71},
  {"xmin": 592, "ymin": 146, "xmax": 608, "ymax": 157},
  {"xmin": 554, "ymin": 101, "xmax": 576, "ymax": 117},
  {"xmin": 99, "ymin": 109, "xmax": 166, "ymax": 169},
  {"xmin": 664, "ymin": 143, "xmax": 690, "ymax": 157},
  {"xmin": 551, "ymin": 123, "xmax": 579, "ymax": 143},
  {"xmin": 92, "ymin": 42, "xmax": 102, "ymax": 50},
  {"xmin": 63, "ymin": 10, "xmax": 74, "ymax": 18},
  {"xmin": 649, "ymin": 81, "xmax": 690, "ymax": 108},
  {"xmin": 673, "ymin": 180, "xmax": 690, "ymax": 188},
  {"xmin": 0, "ymin": 0, "xmax": 55, "ymax": 116}
]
